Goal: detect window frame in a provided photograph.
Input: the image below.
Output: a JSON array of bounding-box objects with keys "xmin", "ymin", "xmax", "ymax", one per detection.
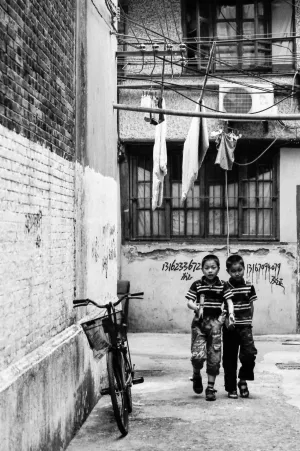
[
  {"xmin": 122, "ymin": 142, "xmax": 279, "ymax": 243},
  {"xmin": 182, "ymin": 0, "xmax": 295, "ymax": 73}
]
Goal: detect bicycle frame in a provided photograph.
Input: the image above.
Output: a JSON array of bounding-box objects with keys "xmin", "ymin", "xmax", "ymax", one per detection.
[{"xmin": 73, "ymin": 291, "xmax": 144, "ymax": 436}]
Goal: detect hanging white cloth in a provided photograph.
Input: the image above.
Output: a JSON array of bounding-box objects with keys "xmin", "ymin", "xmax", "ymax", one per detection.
[
  {"xmin": 152, "ymin": 99, "xmax": 167, "ymax": 211},
  {"xmin": 141, "ymin": 93, "xmax": 152, "ymax": 122},
  {"xmin": 181, "ymin": 100, "xmax": 209, "ymax": 204}
]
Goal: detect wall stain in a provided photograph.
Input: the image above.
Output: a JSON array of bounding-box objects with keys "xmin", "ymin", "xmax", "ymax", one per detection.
[
  {"xmin": 91, "ymin": 237, "xmax": 100, "ymax": 262},
  {"xmin": 25, "ymin": 210, "xmax": 42, "ymax": 234}
]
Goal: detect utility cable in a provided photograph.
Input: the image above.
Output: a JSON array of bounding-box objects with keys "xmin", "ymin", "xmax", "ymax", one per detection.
[
  {"xmin": 234, "ymin": 137, "xmax": 278, "ymax": 166},
  {"xmin": 118, "ymin": 10, "xmax": 297, "ymax": 93},
  {"xmin": 118, "ymin": 35, "xmax": 296, "ymax": 96}
]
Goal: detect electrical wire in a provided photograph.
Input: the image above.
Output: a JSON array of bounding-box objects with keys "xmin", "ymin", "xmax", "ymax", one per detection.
[
  {"xmin": 161, "ymin": 0, "xmax": 171, "ymax": 41},
  {"xmin": 118, "ymin": 38, "xmax": 298, "ymax": 114},
  {"xmin": 169, "ymin": 0, "xmax": 181, "ymax": 42},
  {"xmin": 234, "ymin": 137, "xmax": 278, "ymax": 166},
  {"xmin": 117, "ymin": 35, "xmax": 296, "ymax": 96},
  {"xmin": 90, "ymin": 0, "xmax": 116, "ymax": 31},
  {"xmin": 118, "ymin": 73, "xmax": 297, "ymax": 118},
  {"xmin": 118, "ymin": 9, "xmax": 298, "ymax": 93}
]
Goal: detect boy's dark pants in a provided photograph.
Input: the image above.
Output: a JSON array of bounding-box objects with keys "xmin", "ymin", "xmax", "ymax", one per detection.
[{"xmin": 222, "ymin": 325, "xmax": 257, "ymax": 392}]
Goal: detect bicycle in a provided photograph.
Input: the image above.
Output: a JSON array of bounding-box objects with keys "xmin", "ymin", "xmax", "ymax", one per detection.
[{"xmin": 73, "ymin": 291, "xmax": 144, "ymax": 436}]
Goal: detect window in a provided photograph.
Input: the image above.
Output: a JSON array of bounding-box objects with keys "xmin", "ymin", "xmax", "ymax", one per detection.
[
  {"xmin": 125, "ymin": 143, "xmax": 278, "ymax": 241},
  {"xmin": 184, "ymin": 0, "xmax": 294, "ymax": 72}
]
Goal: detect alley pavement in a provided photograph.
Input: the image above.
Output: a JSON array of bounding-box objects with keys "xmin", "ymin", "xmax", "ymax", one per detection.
[{"xmin": 67, "ymin": 333, "xmax": 300, "ymax": 451}]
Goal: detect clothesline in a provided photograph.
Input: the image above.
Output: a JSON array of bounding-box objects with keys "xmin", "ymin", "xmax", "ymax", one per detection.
[{"xmin": 113, "ymin": 103, "xmax": 300, "ymax": 121}]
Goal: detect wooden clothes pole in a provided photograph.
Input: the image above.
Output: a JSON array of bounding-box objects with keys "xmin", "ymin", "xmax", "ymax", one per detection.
[
  {"xmin": 113, "ymin": 103, "xmax": 300, "ymax": 121},
  {"xmin": 199, "ymin": 41, "xmax": 216, "ymax": 107}
]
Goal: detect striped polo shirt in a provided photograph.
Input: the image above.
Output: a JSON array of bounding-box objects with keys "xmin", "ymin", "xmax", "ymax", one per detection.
[
  {"xmin": 185, "ymin": 276, "xmax": 233, "ymax": 317},
  {"xmin": 224, "ymin": 278, "xmax": 257, "ymax": 326}
]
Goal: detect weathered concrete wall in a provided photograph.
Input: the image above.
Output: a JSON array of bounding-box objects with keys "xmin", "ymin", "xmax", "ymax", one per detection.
[
  {"xmin": 0, "ymin": 325, "xmax": 107, "ymax": 451},
  {"xmin": 121, "ymin": 243, "xmax": 297, "ymax": 334},
  {"xmin": 119, "ymin": 79, "xmax": 299, "ymax": 142}
]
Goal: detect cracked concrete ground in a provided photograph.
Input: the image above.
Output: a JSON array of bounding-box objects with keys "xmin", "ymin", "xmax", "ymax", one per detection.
[{"xmin": 67, "ymin": 334, "xmax": 300, "ymax": 451}]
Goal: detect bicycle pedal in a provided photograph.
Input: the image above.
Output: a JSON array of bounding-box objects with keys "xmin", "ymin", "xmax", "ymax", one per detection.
[
  {"xmin": 132, "ymin": 376, "xmax": 144, "ymax": 385},
  {"xmin": 100, "ymin": 388, "xmax": 110, "ymax": 395}
]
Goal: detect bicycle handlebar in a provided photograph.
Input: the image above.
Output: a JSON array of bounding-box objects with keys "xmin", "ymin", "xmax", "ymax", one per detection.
[{"xmin": 73, "ymin": 292, "xmax": 144, "ymax": 309}]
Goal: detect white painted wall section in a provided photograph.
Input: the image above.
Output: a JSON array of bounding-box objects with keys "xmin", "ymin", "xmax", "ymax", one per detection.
[{"xmin": 280, "ymin": 147, "xmax": 300, "ymax": 242}]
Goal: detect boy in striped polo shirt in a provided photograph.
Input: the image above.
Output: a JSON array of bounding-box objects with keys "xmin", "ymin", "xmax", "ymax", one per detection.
[
  {"xmin": 186, "ymin": 254, "xmax": 234, "ymax": 401},
  {"xmin": 223, "ymin": 254, "xmax": 258, "ymax": 399}
]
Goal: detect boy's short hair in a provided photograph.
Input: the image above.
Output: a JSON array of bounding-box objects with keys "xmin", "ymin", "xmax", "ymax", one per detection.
[
  {"xmin": 226, "ymin": 254, "xmax": 245, "ymax": 270},
  {"xmin": 202, "ymin": 254, "xmax": 220, "ymax": 268}
]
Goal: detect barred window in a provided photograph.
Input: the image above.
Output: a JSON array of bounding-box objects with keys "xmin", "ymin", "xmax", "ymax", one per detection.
[
  {"xmin": 125, "ymin": 143, "xmax": 278, "ymax": 241},
  {"xmin": 185, "ymin": 0, "xmax": 295, "ymax": 72}
]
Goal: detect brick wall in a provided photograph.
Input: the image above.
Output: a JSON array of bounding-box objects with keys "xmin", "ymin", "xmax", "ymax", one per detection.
[
  {"xmin": 0, "ymin": 0, "xmax": 75, "ymax": 159},
  {"xmin": 0, "ymin": 125, "xmax": 75, "ymax": 369},
  {"xmin": 0, "ymin": 0, "xmax": 76, "ymax": 370}
]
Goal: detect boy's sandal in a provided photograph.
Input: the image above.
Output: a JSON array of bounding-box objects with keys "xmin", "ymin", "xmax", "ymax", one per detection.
[
  {"xmin": 238, "ymin": 381, "xmax": 249, "ymax": 398},
  {"xmin": 205, "ymin": 386, "xmax": 217, "ymax": 401},
  {"xmin": 190, "ymin": 375, "xmax": 203, "ymax": 394}
]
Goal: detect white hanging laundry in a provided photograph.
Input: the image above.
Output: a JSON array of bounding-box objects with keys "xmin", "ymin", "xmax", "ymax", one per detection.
[
  {"xmin": 152, "ymin": 98, "xmax": 167, "ymax": 211},
  {"xmin": 181, "ymin": 100, "xmax": 209, "ymax": 204},
  {"xmin": 141, "ymin": 93, "xmax": 152, "ymax": 122}
]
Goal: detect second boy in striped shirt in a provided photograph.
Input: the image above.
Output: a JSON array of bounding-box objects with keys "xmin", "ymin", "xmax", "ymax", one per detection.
[{"xmin": 223, "ymin": 254, "xmax": 258, "ymax": 399}]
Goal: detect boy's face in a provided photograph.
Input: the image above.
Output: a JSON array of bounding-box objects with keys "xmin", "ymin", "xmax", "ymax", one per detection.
[
  {"xmin": 202, "ymin": 259, "xmax": 219, "ymax": 281},
  {"xmin": 227, "ymin": 262, "xmax": 245, "ymax": 281}
]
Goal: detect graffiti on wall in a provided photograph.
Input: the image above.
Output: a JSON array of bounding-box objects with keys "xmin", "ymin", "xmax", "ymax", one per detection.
[
  {"xmin": 91, "ymin": 224, "xmax": 116, "ymax": 278},
  {"xmin": 160, "ymin": 259, "xmax": 286, "ymax": 292},
  {"xmin": 25, "ymin": 210, "xmax": 42, "ymax": 248},
  {"xmin": 246, "ymin": 263, "xmax": 285, "ymax": 293},
  {"xmin": 161, "ymin": 259, "xmax": 201, "ymax": 281}
]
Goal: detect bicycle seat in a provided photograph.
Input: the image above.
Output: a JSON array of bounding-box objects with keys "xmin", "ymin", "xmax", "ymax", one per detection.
[{"xmin": 117, "ymin": 280, "xmax": 130, "ymax": 299}]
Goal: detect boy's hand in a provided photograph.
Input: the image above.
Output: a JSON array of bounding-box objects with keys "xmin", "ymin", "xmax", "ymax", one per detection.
[
  {"xmin": 229, "ymin": 313, "xmax": 235, "ymax": 326},
  {"xmin": 198, "ymin": 306, "xmax": 204, "ymax": 319}
]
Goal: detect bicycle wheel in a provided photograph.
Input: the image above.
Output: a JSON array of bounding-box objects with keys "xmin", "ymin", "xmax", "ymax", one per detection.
[
  {"xmin": 107, "ymin": 350, "xmax": 129, "ymax": 436},
  {"xmin": 124, "ymin": 352, "xmax": 133, "ymax": 414}
]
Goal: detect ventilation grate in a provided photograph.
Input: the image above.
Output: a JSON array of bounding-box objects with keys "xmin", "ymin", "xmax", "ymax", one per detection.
[
  {"xmin": 276, "ymin": 363, "xmax": 300, "ymax": 370},
  {"xmin": 223, "ymin": 87, "xmax": 253, "ymax": 114}
]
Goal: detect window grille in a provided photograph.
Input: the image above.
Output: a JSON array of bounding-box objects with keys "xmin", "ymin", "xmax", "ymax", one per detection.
[{"xmin": 126, "ymin": 144, "xmax": 278, "ymax": 241}]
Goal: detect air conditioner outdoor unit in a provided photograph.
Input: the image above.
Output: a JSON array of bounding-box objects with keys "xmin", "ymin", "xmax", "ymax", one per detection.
[{"xmin": 219, "ymin": 83, "xmax": 277, "ymax": 120}]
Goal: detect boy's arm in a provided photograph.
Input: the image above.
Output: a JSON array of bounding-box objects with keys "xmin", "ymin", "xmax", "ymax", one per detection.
[
  {"xmin": 250, "ymin": 301, "xmax": 254, "ymax": 318},
  {"xmin": 187, "ymin": 299, "xmax": 200, "ymax": 313},
  {"xmin": 186, "ymin": 281, "xmax": 199, "ymax": 314},
  {"xmin": 223, "ymin": 283, "xmax": 235, "ymax": 325},
  {"xmin": 249, "ymin": 285, "xmax": 257, "ymax": 319}
]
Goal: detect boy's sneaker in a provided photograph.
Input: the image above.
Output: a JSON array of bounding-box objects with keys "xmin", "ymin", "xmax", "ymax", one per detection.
[
  {"xmin": 227, "ymin": 390, "xmax": 238, "ymax": 399},
  {"xmin": 190, "ymin": 374, "xmax": 203, "ymax": 394},
  {"xmin": 205, "ymin": 386, "xmax": 217, "ymax": 401}
]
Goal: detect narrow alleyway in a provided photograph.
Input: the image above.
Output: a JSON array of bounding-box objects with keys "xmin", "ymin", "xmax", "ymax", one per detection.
[{"xmin": 67, "ymin": 334, "xmax": 300, "ymax": 451}]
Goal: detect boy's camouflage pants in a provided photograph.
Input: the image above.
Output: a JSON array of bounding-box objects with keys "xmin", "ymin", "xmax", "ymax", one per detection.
[{"xmin": 191, "ymin": 315, "xmax": 223, "ymax": 376}]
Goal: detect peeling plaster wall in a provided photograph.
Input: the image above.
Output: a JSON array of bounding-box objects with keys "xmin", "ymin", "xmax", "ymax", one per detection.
[{"xmin": 121, "ymin": 243, "xmax": 297, "ymax": 334}]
